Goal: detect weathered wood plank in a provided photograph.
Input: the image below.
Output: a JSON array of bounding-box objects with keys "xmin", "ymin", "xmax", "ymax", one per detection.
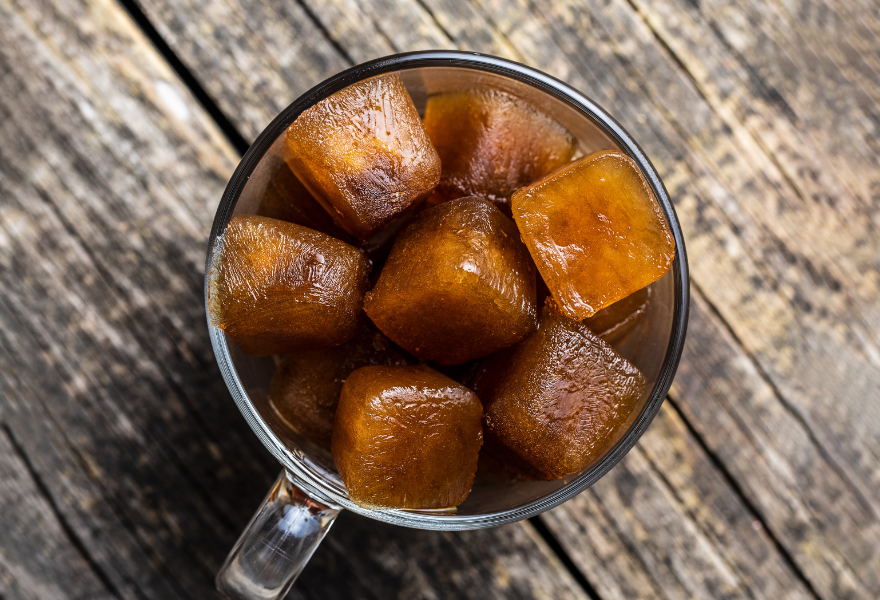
[
  {"xmin": 668, "ymin": 291, "xmax": 878, "ymax": 597},
  {"xmin": 516, "ymin": 0, "xmax": 880, "ymax": 502},
  {"xmin": 544, "ymin": 402, "xmax": 816, "ymax": 600},
  {"xmin": 0, "ymin": 426, "xmax": 116, "ymax": 600},
  {"xmin": 0, "ymin": 1, "xmax": 593, "ymax": 599},
  {"xmin": 629, "ymin": 0, "xmax": 880, "ymax": 194},
  {"xmin": 9, "ymin": 0, "xmax": 880, "ymax": 598},
  {"xmin": 300, "ymin": 512, "xmax": 586, "ymax": 600},
  {"xmin": 124, "ymin": 0, "xmax": 865, "ymax": 597}
]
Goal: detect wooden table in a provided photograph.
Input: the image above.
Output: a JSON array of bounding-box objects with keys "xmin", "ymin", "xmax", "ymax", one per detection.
[{"xmin": 1, "ymin": 0, "xmax": 878, "ymax": 598}]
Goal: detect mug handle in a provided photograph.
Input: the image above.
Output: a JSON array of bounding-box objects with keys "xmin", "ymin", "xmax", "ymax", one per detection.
[{"xmin": 216, "ymin": 471, "xmax": 341, "ymax": 600}]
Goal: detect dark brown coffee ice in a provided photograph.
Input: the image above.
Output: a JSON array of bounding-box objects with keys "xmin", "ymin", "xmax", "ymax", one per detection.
[
  {"xmin": 268, "ymin": 326, "xmax": 408, "ymax": 448},
  {"xmin": 475, "ymin": 308, "xmax": 647, "ymax": 480},
  {"xmin": 364, "ymin": 196, "xmax": 537, "ymax": 365},
  {"xmin": 212, "ymin": 75, "xmax": 673, "ymax": 510},
  {"xmin": 332, "ymin": 365, "xmax": 483, "ymax": 509},
  {"xmin": 284, "ymin": 73, "xmax": 441, "ymax": 240},
  {"xmin": 423, "ymin": 89, "xmax": 576, "ymax": 213},
  {"xmin": 512, "ymin": 150, "xmax": 674, "ymax": 320},
  {"xmin": 209, "ymin": 214, "xmax": 370, "ymax": 356}
]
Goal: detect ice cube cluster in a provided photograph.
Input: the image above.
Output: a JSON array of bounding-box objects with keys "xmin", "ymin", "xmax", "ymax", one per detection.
[{"xmin": 208, "ymin": 73, "xmax": 674, "ymax": 508}]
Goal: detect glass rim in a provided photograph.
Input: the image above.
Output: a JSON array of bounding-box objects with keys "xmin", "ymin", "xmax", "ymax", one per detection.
[{"xmin": 204, "ymin": 50, "xmax": 690, "ymax": 530}]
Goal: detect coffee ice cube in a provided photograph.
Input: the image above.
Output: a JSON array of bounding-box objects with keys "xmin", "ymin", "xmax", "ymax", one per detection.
[
  {"xmin": 268, "ymin": 326, "xmax": 408, "ymax": 448},
  {"xmin": 209, "ymin": 215, "xmax": 370, "ymax": 356},
  {"xmin": 332, "ymin": 365, "xmax": 483, "ymax": 509},
  {"xmin": 423, "ymin": 89, "xmax": 576, "ymax": 213},
  {"xmin": 364, "ymin": 197, "xmax": 537, "ymax": 365},
  {"xmin": 476, "ymin": 308, "xmax": 646, "ymax": 480},
  {"xmin": 512, "ymin": 150, "xmax": 675, "ymax": 319},
  {"xmin": 284, "ymin": 73, "xmax": 441, "ymax": 240}
]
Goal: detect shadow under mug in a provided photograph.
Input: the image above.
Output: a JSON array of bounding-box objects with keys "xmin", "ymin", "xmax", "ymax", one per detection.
[{"xmin": 205, "ymin": 51, "xmax": 689, "ymax": 600}]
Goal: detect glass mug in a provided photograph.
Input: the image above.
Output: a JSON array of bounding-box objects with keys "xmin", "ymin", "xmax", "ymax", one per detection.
[{"xmin": 204, "ymin": 51, "xmax": 689, "ymax": 600}]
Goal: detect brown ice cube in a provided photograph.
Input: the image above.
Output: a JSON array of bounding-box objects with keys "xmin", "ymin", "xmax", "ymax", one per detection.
[
  {"xmin": 268, "ymin": 327, "xmax": 408, "ymax": 448},
  {"xmin": 423, "ymin": 89, "xmax": 576, "ymax": 213},
  {"xmin": 583, "ymin": 286, "xmax": 650, "ymax": 347},
  {"xmin": 332, "ymin": 365, "xmax": 483, "ymax": 509},
  {"xmin": 208, "ymin": 215, "xmax": 370, "ymax": 356},
  {"xmin": 364, "ymin": 196, "xmax": 537, "ymax": 365},
  {"xmin": 512, "ymin": 150, "xmax": 675, "ymax": 320},
  {"xmin": 257, "ymin": 161, "xmax": 352, "ymax": 242},
  {"xmin": 475, "ymin": 308, "xmax": 646, "ymax": 480},
  {"xmin": 284, "ymin": 73, "xmax": 441, "ymax": 240}
]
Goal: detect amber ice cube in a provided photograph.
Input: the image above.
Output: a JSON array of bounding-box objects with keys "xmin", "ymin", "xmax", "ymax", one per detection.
[
  {"xmin": 475, "ymin": 308, "xmax": 647, "ymax": 480},
  {"xmin": 423, "ymin": 89, "xmax": 576, "ymax": 214},
  {"xmin": 364, "ymin": 196, "xmax": 537, "ymax": 365},
  {"xmin": 257, "ymin": 161, "xmax": 352, "ymax": 242},
  {"xmin": 209, "ymin": 215, "xmax": 370, "ymax": 356},
  {"xmin": 512, "ymin": 150, "xmax": 675, "ymax": 320},
  {"xmin": 332, "ymin": 365, "xmax": 483, "ymax": 509},
  {"xmin": 268, "ymin": 327, "xmax": 407, "ymax": 448},
  {"xmin": 284, "ymin": 73, "xmax": 441, "ymax": 240}
]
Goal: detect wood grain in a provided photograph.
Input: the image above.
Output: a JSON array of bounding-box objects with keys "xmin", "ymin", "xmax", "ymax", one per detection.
[
  {"xmin": 125, "ymin": 0, "xmax": 351, "ymax": 141},
  {"xmin": 0, "ymin": 0, "xmax": 592, "ymax": 598},
  {"xmin": 0, "ymin": 426, "xmax": 116, "ymax": 600},
  {"xmin": 301, "ymin": 512, "xmax": 587, "ymax": 600},
  {"xmin": 3, "ymin": 0, "xmax": 879, "ymax": 597},
  {"xmin": 544, "ymin": 402, "xmax": 816, "ymax": 600},
  {"xmin": 128, "ymin": 0, "xmax": 879, "ymax": 597},
  {"xmin": 669, "ymin": 291, "xmax": 879, "ymax": 597}
]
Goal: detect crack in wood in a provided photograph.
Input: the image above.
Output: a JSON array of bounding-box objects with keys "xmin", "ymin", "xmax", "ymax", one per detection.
[
  {"xmin": 0, "ymin": 423, "xmax": 126, "ymax": 600},
  {"xmin": 0, "ymin": 274, "xmax": 252, "ymax": 599},
  {"xmin": 628, "ymin": 0, "xmax": 871, "ymax": 268},
  {"xmin": 690, "ymin": 278, "xmax": 878, "ymax": 520},
  {"xmin": 584, "ymin": 486, "xmax": 673, "ymax": 598},
  {"xmin": 412, "ymin": 0, "xmax": 456, "ymax": 44},
  {"xmin": 291, "ymin": 0, "xmax": 355, "ymax": 66},
  {"xmin": 652, "ymin": 400, "xmax": 823, "ymax": 600},
  {"xmin": 59, "ymin": 441, "xmax": 202, "ymax": 600},
  {"xmin": 360, "ymin": 7, "xmax": 404, "ymax": 54},
  {"xmin": 0, "ymin": 309, "xmax": 171, "ymax": 600},
  {"xmin": 117, "ymin": 0, "xmax": 250, "ymax": 153},
  {"xmin": 528, "ymin": 518, "xmax": 602, "ymax": 600},
  {"xmin": 635, "ymin": 456, "xmax": 759, "ymax": 600}
]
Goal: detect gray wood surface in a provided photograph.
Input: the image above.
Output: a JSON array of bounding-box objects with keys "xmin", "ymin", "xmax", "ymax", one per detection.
[
  {"xmin": 1, "ymin": 0, "xmax": 878, "ymax": 598},
  {"xmin": 130, "ymin": 0, "xmax": 880, "ymax": 598}
]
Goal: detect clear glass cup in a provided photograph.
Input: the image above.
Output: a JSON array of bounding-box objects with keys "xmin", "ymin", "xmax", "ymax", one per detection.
[{"xmin": 205, "ymin": 51, "xmax": 689, "ymax": 600}]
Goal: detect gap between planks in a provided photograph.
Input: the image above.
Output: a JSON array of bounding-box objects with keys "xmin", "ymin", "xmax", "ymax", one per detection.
[
  {"xmin": 120, "ymin": 0, "xmax": 249, "ymax": 154},
  {"xmin": 658, "ymin": 399, "xmax": 822, "ymax": 600},
  {"xmin": 689, "ymin": 277, "xmax": 877, "ymax": 520},
  {"xmin": 529, "ymin": 517, "xmax": 603, "ymax": 600},
  {"xmin": 0, "ymin": 423, "xmax": 126, "ymax": 600},
  {"xmin": 291, "ymin": 0, "xmax": 357, "ymax": 66}
]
